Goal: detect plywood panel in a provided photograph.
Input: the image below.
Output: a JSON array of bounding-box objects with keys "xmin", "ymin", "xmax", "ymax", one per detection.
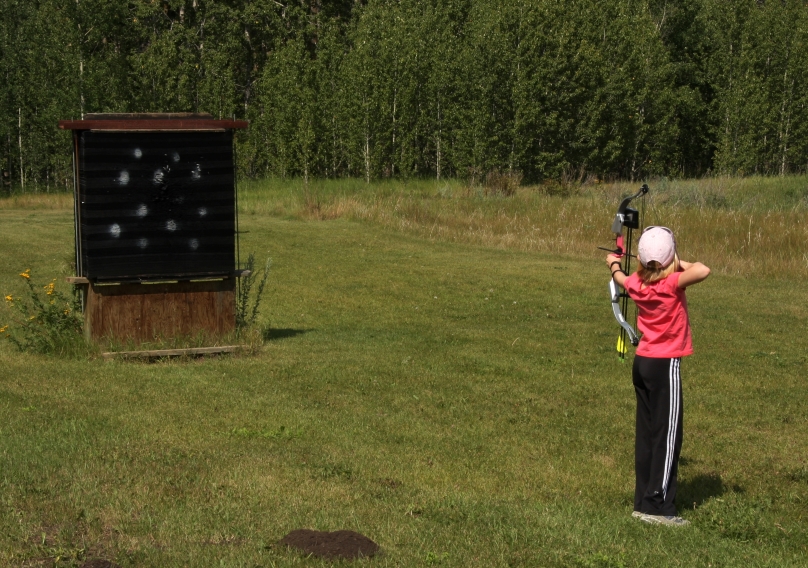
[{"xmin": 84, "ymin": 279, "xmax": 235, "ymax": 343}]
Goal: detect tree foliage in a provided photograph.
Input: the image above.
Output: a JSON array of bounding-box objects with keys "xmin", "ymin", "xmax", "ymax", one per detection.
[{"xmin": 2, "ymin": 0, "xmax": 808, "ymax": 191}]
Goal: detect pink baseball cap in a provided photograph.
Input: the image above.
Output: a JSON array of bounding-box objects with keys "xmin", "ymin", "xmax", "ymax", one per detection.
[{"xmin": 638, "ymin": 226, "xmax": 676, "ymax": 268}]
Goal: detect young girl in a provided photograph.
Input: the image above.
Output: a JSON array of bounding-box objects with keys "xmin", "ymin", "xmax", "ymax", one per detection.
[{"xmin": 606, "ymin": 226, "xmax": 710, "ymax": 526}]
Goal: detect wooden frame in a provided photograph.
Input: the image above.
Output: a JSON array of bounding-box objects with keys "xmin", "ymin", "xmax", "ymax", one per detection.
[
  {"xmin": 62, "ymin": 113, "xmax": 249, "ymax": 347},
  {"xmin": 59, "ymin": 112, "xmax": 249, "ymax": 132},
  {"xmin": 59, "ymin": 119, "xmax": 248, "ymax": 131}
]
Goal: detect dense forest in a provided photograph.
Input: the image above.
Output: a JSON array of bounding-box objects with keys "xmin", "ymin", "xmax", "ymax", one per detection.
[{"xmin": 2, "ymin": 0, "xmax": 807, "ymax": 191}]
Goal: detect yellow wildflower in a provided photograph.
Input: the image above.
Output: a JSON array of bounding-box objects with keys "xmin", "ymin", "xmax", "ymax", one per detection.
[
  {"xmin": 44, "ymin": 281, "xmax": 55, "ymax": 295},
  {"xmin": 64, "ymin": 309, "xmax": 71, "ymax": 315},
  {"xmin": 0, "ymin": 325, "xmax": 8, "ymax": 333},
  {"xmin": 29, "ymin": 316, "xmax": 36, "ymax": 321},
  {"xmin": 4, "ymin": 295, "xmax": 11, "ymax": 302},
  {"xmin": 19, "ymin": 269, "xmax": 31, "ymax": 279}
]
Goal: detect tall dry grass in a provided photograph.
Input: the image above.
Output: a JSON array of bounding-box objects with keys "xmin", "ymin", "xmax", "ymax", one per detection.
[
  {"xmin": 0, "ymin": 192, "xmax": 72, "ymax": 210},
  {"xmin": 240, "ymin": 176, "xmax": 808, "ymax": 278},
  {"xmin": 3, "ymin": 175, "xmax": 805, "ymax": 278}
]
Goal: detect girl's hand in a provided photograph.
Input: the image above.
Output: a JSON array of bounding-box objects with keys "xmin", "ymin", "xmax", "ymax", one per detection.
[{"xmin": 606, "ymin": 253, "xmax": 621, "ymax": 268}]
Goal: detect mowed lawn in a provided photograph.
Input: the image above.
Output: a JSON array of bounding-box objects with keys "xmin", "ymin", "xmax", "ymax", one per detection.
[{"xmin": 0, "ymin": 194, "xmax": 807, "ymax": 567}]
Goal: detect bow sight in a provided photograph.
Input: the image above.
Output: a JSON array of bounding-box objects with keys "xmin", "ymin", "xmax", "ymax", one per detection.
[{"xmin": 611, "ymin": 185, "xmax": 647, "ymax": 234}]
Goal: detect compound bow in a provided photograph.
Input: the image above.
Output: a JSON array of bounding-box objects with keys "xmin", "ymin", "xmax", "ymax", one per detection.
[{"xmin": 599, "ymin": 184, "xmax": 648, "ymax": 360}]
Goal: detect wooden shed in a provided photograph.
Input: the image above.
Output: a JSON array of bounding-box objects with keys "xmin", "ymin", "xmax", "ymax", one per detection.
[{"xmin": 58, "ymin": 113, "xmax": 248, "ymax": 346}]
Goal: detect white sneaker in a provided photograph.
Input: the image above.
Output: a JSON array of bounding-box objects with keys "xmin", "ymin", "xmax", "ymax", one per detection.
[{"xmin": 640, "ymin": 514, "xmax": 691, "ymax": 526}]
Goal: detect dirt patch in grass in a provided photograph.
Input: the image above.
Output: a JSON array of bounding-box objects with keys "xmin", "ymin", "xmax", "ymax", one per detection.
[
  {"xmin": 81, "ymin": 560, "xmax": 120, "ymax": 568},
  {"xmin": 280, "ymin": 529, "xmax": 379, "ymax": 560}
]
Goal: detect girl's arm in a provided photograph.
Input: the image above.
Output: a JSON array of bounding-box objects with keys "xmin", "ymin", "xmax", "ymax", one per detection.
[
  {"xmin": 606, "ymin": 253, "xmax": 628, "ymax": 288},
  {"xmin": 677, "ymin": 260, "xmax": 711, "ymax": 288}
]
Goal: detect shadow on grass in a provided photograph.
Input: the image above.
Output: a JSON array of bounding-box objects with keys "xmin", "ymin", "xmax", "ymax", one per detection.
[
  {"xmin": 678, "ymin": 472, "xmax": 743, "ymax": 509},
  {"xmin": 262, "ymin": 328, "xmax": 311, "ymax": 341}
]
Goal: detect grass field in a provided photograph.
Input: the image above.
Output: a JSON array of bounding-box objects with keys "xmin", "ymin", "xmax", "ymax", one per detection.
[{"xmin": 1, "ymin": 178, "xmax": 807, "ymax": 567}]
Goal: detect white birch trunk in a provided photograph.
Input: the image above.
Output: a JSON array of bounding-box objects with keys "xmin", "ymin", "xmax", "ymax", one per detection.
[
  {"xmin": 436, "ymin": 99, "xmax": 441, "ymax": 181},
  {"xmin": 365, "ymin": 133, "xmax": 370, "ymax": 183},
  {"xmin": 18, "ymin": 108, "xmax": 24, "ymax": 190},
  {"xmin": 392, "ymin": 88, "xmax": 397, "ymax": 177}
]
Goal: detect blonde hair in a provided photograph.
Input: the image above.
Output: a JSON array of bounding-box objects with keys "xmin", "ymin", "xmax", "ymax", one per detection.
[{"xmin": 637, "ymin": 252, "xmax": 679, "ymax": 283}]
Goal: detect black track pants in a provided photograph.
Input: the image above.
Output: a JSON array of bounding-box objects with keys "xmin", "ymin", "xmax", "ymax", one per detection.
[{"xmin": 633, "ymin": 355, "xmax": 683, "ymax": 516}]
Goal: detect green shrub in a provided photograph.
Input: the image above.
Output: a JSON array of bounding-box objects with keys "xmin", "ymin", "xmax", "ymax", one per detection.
[
  {"xmin": 1, "ymin": 269, "xmax": 84, "ymax": 356},
  {"xmin": 235, "ymin": 253, "xmax": 272, "ymax": 331}
]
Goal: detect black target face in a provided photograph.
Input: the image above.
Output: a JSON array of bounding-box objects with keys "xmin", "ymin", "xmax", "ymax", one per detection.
[{"xmin": 77, "ymin": 131, "xmax": 235, "ymax": 280}]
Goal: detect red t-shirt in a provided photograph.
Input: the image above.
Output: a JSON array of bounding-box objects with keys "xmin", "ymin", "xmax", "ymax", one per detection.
[{"xmin": 624, "ymin": 271, "xmax": 693, "ymax": 358}]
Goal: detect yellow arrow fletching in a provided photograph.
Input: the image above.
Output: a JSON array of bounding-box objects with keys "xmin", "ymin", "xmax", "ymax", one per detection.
[{"xmin": 616, "ymin": 334, "xmax": 627, "ymax": 355}]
